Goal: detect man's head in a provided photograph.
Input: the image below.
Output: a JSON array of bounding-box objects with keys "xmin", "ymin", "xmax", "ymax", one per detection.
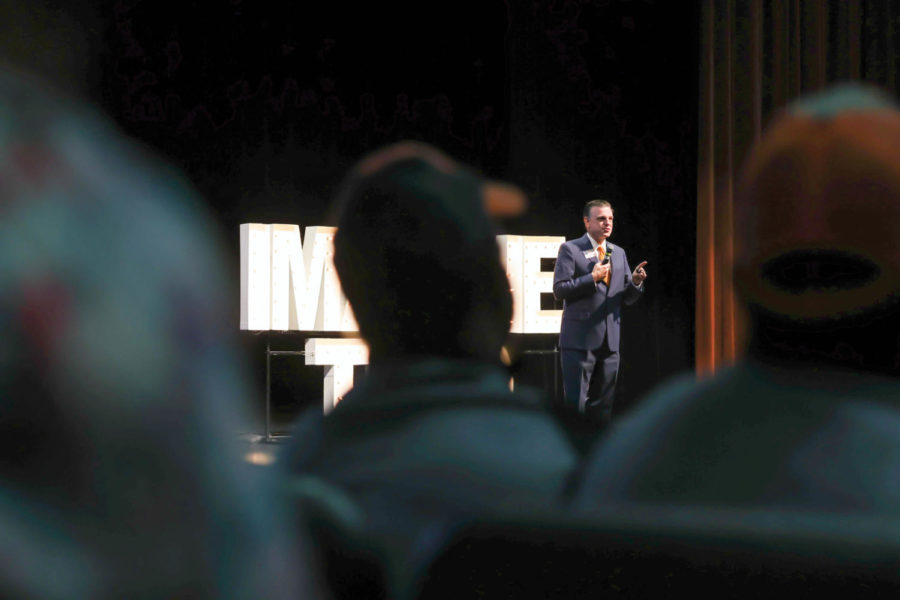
[
  {"xmin": 733, "ymin": 84, "xmax": 900, "ymax": 373},
  {"xmin": 583, "ymin": 199, "xmax": 614, "ymax": 243},
  {"xmin": 332, "ymin": 141, "xmax": 526, "ymax": 363}
]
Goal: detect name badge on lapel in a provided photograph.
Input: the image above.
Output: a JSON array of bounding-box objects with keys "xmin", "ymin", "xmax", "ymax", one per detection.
[{"xmin": 582, "ymin": 249, "xmax": 599, "ymax": 261}]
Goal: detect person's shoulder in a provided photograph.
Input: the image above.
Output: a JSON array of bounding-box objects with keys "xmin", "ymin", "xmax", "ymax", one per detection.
[
  {"xmin": 571, "ymin": 233, "xmax": 589, "ymax": 244},
  {"xmin": 565, "ymin": 234, "xmax": 590, "ymax": 249},
  {"xmin": 569, "ymin": 368, "xmax": 741, "ymax": 506}
]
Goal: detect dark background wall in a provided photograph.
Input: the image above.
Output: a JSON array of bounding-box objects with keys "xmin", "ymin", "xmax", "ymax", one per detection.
[{"xmin": 86, "ymin": 0, "xmax": 698, "ymax": 432}]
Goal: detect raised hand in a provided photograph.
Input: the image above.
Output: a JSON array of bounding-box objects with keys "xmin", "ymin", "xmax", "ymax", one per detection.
[{"xmin": 632, "ymin": 261, "xmax": 648, "ymax": 285}]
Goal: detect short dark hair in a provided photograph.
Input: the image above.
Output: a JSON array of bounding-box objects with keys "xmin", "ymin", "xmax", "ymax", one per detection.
[{"xmin": 583, "ymin": 199, "xmax": 612, "ymax": 218}]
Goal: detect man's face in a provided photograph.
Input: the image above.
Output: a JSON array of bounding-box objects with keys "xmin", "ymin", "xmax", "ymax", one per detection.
[{"xmin": 583, "ymin": 205, "xmax": 613, "ymax": 242}]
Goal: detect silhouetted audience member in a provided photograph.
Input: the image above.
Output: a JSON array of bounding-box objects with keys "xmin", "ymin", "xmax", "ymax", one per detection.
[
  {"xmin": 284, "ymin": 142, "xmax": 578, "ymax": 589},
  {"xmin": 0, "ymin": 69, "xmax": 319, "ymax": 599},
  {"xmin": 573, "ymin": 84, "xmax": 900, "ymax": 513}
]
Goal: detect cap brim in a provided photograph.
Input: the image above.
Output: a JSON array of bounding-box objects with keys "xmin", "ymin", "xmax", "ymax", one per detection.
[{"xmin": 483, "ymin": 181, "xmax": 527, "ymax": 217}]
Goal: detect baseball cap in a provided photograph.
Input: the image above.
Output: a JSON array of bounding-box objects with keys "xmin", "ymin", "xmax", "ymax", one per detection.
[
  {"xmin": 331, "ymin": 141, "xmax": 523, "ymax": 359},
  {"xmin": 733, "ymin": 84, "xmax": 900, "ymax": 320}
]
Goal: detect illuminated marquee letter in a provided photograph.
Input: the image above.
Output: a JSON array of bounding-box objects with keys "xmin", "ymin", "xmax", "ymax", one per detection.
[
  {"xmin": 240, "ymin": 223, "xmax": 272, "ymax": 330},
  {"xmin": 498, "ymin": 235, "xmax": 564, "ymax": 334},
  {"xmin": 243, "ymin": 225, "xmax": 565, "ymax": 415},
  {"xmin": 240, "ymin": 224, "xmax": 356, "ymax": 331},
  {"xmin": 305, "ymin": 338, "xmax": 369, "ymax": 412},
  {"xmin": 318, "ymin": 241, "xmax": 359, "ymax": 332},
  {"xmin": 497, "ymin": 235, "xmax": 525, "ymax": 333}
]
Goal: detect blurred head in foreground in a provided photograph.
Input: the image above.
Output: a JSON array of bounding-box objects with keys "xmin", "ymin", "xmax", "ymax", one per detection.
[
  {"xmin": 0, "ymin": 70, "xmax": 313, "ymax": 598},
  {"xmin": 332, "ymin": 141, "xmax": 526, "ymax": 364},
  {"xmin": 734, "ymin": 84, "xmax": 900, "ymax": 376}
]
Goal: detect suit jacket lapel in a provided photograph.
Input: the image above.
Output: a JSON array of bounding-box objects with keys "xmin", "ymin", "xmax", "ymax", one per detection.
[
  {"xmin": 575, "ymin": 234, "xmax": 594, "ymax": 273},
  {"xmin": 578, "ymin": 234, "xmax": 593, "ymax": 253}
]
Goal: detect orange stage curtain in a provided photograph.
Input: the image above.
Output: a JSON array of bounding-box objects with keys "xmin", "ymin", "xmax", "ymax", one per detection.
[{"xmin": 695, "ymin": 0, "xmax": 897, "ymax": 376}]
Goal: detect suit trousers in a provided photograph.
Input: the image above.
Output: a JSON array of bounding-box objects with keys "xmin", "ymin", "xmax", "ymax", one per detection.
[{"xmin": 560, "ymin": 338, "xmax": 620, "ymax": 426}]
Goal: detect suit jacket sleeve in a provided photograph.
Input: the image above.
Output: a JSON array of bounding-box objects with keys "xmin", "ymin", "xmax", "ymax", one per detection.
[{"xmin": 553, "ymin": 242, "xmax": 597, "ymax": 301}]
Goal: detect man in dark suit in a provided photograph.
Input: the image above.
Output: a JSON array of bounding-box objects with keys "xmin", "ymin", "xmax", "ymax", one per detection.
[{"xmin": 553, "ymin": 199, "xmax": 647, "ymax": 426}]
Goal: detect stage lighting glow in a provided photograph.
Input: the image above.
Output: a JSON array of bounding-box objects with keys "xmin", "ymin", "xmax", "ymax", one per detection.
[{"xmin": 244, "ymin": 451, "xmax": 276, "ymax": 466}]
